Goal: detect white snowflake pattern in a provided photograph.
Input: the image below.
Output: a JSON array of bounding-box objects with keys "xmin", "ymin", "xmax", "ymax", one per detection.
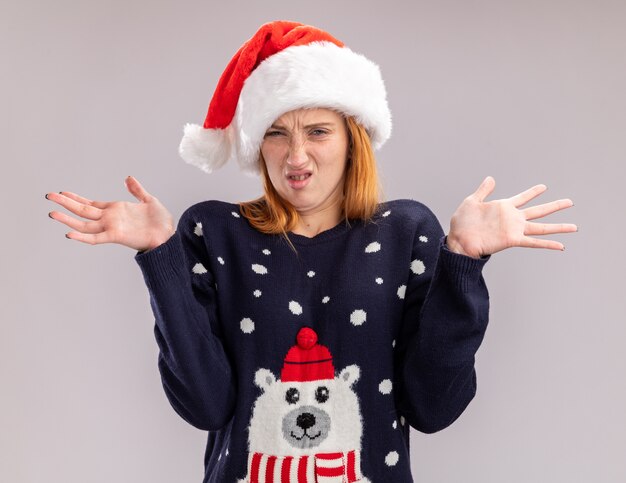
[
  {"xmin": 392, "ymin": 339, "xmax": 396, "ymax": 348},
  {"xmin": 192, "ymin": 263, "xmax": 207, "ymax": 274},
  {"xmin": 193, "ymin": 222, "xmax": 203, "ymax": 236},
  {"xmin": 307, "ymin": 270, "xmax": 315, "ymax": 278},
  {"xmin": 322, "ymin": 296, "xmax": 330, "ymax": 304},
  {"xmin": 231, "ymin": 211, "xmax": 240, "ymax": 218},
  {"xmin": 217, "ymin": 257, "xmax": 225, "ymax": 265},
  {"xmin": 375, "ymin": 277, "xmax": 383, "ymax": 284},
  {"xmin": 262, "ymin": 249, "xmax": 271, "ymax": 255},
  {"xmin": 253, "ymin": 290, "xmax": 262, "ymax": 298},
  {"xmin": 419, "ymin": 235, "xmax": 428, "ymax": 243},
  {"xmin": 382, "ymin": 210, "xmax": 391, "ymax": 217},
  {"xmin": 392, "ymin": 420, "xmax": 398, "ymax": 429},
  {"xmin": 365, "ymin": 241, "xmax": 381, "ymax": 253},
  {"xmin": 240, "ymin": 318, "xmax": 255, "ymax": 334},
  {"xmin": 397, "ymin": 285, "xmax": 406, "ymax": 300},
  {"xmin": 350, "ymin": 309, "xmax": 367, "ymax": 326},
  {"xmin": 379, "ymin": 379, "xmax": 393, "ymax": 394},
  {"xmin": 410, "ymin": 259, "xmax": 425, "ymax": 275},
  {"xmin": 252, "ymin": 264, "xmax": 268, "ymax": 274},
  {"xmin": 385, "ymin": 451, "xmax": 399, "ymax": 466},
  {"xmin": 289, "ymin": 301, "xmax": 303, "ymax": 315}
]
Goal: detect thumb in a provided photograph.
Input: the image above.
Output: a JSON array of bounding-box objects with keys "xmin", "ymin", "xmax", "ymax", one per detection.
[
  {"xmin": 125, "ymin": 176, "xmax": 151, "ymax": 203},
  {"xmin": 472, "ymin": 176, "xmax": 496, "ymax": 202}
]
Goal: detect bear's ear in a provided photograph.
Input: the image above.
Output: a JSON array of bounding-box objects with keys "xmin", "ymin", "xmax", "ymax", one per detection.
[
  {"xmin": 254, "ymin": 368, "xmax": 276, "ymax": 392},
  {"xmin": 338, "ymin": 364, "xmax": 360, "ymax": 387}
]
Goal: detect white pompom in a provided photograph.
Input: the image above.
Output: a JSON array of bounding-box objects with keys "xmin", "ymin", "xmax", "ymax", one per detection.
[{"xmin": 178, "ymin": 123, "xmax": 233, "ymax": 173}]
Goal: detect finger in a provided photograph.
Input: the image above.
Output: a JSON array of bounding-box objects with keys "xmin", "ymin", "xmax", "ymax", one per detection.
[
  {"xmin": 125, "ymin": 176, "xmax": 152, "ymax": 203},
  {"xmin": 47, "ymin": 192, "xmax": 103, "ymax": 221},
  {"xmin": 523, "ymin": 199, "xmax": 574, "ymax": 220},
  {"xmin": 519, "ymin": 236, "xmax": 565, "ymax": 251},
  {"xmin": 524, "ymin": 222, "xmax": 578, "ymax": 236},
  {"xmin": 66, "ymin": 230, "xmax": 113, "ymax": 245},
  {"xmin": 58, "ymin": 191, "xmax": 109, "ymax": 209},
  {"xmin": 49, "ymin": 210, "xmax": 105, "ymax": 234},
  {"xmin": 508, "ymin": 184, "xmax": 548, "ymax": 208},
  {"xmin": 472, "ymin": 176, "xmax": 496, "ymax": 202}
]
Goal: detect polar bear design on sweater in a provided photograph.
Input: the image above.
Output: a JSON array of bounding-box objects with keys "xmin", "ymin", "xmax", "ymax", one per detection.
[{"xmin": 238, "ymin": 327, "xmax": 371, "ymax": 483}]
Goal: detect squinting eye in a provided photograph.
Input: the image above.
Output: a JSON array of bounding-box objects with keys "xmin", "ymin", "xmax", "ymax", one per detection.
[
  {"xmin": 311, "ymin": 129, "xmax": 327, "ymax": 136},
  {"xmin": 264, "ymin": 131, "xmax": 283, "ymax": 137}
]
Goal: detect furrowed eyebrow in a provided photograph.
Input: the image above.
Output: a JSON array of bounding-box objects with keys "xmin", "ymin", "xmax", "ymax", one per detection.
[
  {"xmin": 269, "ymin": 122, "xmax": 336, "ymax": 130},
  {"xmin": 303, "ymin": 122, "xmax": 335, "ymax": 129}
]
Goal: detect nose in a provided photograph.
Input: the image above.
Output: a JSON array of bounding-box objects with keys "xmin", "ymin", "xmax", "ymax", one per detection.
[
  {"xmin": 286, "ymin": 138, "xmax": 308, "ymax": 167},
  {"xmin": 296, "ymin": 412, "xmax": 316, "ymax": 430}
]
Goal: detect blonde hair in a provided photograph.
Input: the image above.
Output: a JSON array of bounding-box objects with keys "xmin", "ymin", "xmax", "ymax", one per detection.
[{"xmin": 238, "ymin": 116, "xmax": 384, "ymax": 252}]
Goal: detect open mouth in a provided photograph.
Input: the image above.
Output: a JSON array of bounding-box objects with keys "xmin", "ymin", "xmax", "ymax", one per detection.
[
  {"xmin": 286, "ymin": 172, "xmax": 312, "ymax": 189},
  {"xmin": 288, "ymin": 173, "xmax": 311, "ymax": 181}
]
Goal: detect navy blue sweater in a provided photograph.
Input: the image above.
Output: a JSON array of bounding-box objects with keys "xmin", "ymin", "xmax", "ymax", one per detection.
[{"xmin": 134, "ymin": 199, "xmax": 490, "ymax": 482}]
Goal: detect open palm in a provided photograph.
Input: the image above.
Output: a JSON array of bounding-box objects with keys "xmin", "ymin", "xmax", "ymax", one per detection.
[
  {"xmin": 46, "ymin": 176, "xmax": 175, "ymax": 252},
  {"xmin": 447, "ymin": 176, "xmax": 577, "ymax": 259}
]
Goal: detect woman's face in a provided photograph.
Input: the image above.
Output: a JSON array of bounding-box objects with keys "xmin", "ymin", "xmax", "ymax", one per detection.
[{"xmin": 260, "ymin": 108, "xmax": 349, "ymax": 217}]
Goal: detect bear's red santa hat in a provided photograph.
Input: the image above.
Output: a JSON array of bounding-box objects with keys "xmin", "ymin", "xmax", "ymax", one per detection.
[
  {"xmin": 179, "ymin": 20, "xmax": 392, "ymax": 176},
  {"xmin": 281, "ymin": 327, "xmax": 335, "ymax": 382}
]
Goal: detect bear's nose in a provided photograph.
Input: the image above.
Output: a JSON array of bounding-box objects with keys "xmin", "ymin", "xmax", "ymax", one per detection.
[{"xmin": 296, "ymin": 412, "xmax": 316, "ymax": 430}]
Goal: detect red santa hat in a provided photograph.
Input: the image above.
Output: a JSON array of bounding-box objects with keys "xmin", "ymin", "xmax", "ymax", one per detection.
[
  {"xmin": 281, "ymin": 327, "xmax": 335, "ymax": 382},
  {"xmin": 179, "ymin": 20, "xmax": 392, "ymax": 176}
]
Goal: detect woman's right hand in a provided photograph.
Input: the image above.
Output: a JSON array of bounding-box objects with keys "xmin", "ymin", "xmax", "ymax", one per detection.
[{"xmin": 46, "ymin": 176, "xmax": 175, "ymax": 252}]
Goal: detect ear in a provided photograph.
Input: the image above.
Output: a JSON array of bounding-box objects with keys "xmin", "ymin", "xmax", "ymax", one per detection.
[
  {"xmin": 338, "ymin": 364, "xmax": 360, "ymax": 387},
  {"xmin": 254, "ymin": 368, "xmax": 276, "ymax": 392}
]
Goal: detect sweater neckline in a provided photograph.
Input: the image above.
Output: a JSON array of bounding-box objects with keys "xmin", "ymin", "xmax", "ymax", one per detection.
[{"xmin": 286, "ymin": 219, "xmax": 353, "ymax": 245}]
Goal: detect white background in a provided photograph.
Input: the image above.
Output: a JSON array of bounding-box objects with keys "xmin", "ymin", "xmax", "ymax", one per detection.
[{"xmin": 3, "ymin": 0, "xmax": 624, "ymax": 481}]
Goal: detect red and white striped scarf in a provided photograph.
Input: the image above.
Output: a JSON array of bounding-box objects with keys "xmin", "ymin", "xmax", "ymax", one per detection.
[{"xmin": 246, "ymin": 449, "xmax": 363, "ymax": 483}]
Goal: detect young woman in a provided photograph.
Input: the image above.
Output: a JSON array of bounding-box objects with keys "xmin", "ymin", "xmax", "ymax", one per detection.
[{"xmin": 46, "ymin": 21, "xmax": 576, "ymax": 483}]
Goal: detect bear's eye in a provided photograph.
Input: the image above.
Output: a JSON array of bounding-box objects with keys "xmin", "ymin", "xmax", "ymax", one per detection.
[
  {"xmin": 285, "ymin": 387, "xmax": 300, "ymax": 404},
  {"xmin": 315, "ymin": 386, "xmax": 329, "ymax": 403}
]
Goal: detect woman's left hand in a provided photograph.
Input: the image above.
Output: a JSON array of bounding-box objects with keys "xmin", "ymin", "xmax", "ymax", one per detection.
[{"xmin": 446, "ymin": 176, "xmax": 577, "ymax": 259}]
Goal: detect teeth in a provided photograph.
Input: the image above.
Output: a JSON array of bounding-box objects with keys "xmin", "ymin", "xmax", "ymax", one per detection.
[{"xmin": 290, "ymin": 174, "xmax": 309, "ymax": 181}]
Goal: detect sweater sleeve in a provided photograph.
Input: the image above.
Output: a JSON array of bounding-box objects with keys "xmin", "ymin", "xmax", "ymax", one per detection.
[
  {"xmin": 394, "ymin": 208, "xmax": 490, "ymax": 434},
  {"xmin": 134, "ymin": 205, "xmax": 236, "ymax": 431}
]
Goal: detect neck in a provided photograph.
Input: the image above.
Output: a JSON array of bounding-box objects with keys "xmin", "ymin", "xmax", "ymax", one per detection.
[{"xmin": 292, "ymin": 201, "xmax": 343, "ymax": 238}]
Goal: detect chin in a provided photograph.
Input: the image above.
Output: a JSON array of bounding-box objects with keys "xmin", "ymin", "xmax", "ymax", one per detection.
[
  {"xmin": 287, "ymin": 198, "xmax": 313, "ymax": 212},
  {"xmin": 278, "ymin": 190, "xmax": 310, "ymax": 208}
]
